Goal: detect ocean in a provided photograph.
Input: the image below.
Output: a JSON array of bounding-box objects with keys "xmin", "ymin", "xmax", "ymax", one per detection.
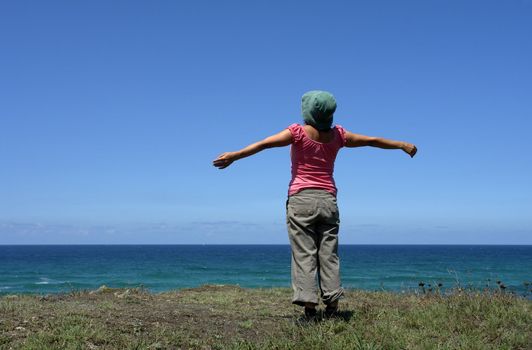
[{"xmin": 0, "ymin": 245, "xmax": 530, "ymax": 296}]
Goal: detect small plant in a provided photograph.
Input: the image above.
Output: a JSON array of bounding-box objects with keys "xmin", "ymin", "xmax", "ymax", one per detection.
[
  {"xmin": 239, "ymin": 319, "xmax": 254, "ymax": 329},
  {"xmin": 496, "ymin": 280, "xmax": 507, "ymax": 292},
  {"xmin": 418, "ymin": 282, "xmax": 425, "ymax": 294},
  {"xmin": 523, "ymin": 281, "xmax": 531, "ymax": 297}
]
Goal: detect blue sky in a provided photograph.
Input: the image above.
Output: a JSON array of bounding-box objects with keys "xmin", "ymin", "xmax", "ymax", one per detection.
[{"xmin": 1, "ymin": 0, "xmax": 531, "ymax": 244}]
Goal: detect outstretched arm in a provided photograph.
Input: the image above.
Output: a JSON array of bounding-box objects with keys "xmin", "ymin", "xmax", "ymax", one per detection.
[
  {"xmin": 213, "ymin": 129, "xmax": 293, "ymax": 169},
  {"xmin": 345, "ymin": 131, "xmax": 417, "ymax": 158}
]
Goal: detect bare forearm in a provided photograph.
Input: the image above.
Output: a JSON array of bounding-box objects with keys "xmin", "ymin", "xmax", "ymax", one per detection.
[
  {"xmin": 343, "ymin": 131, "xmax": 417, "ymax": 157},
  {"xmin": 367, "ymin": 137, "xmax": 406, "ymax": 150},
  {"xmin": 368, "ymin": 137, "xmax": 417, "ymax": 158},
  {"xmin": 233, "ymin": 141, "xmax": 267, "ymax": 160},
  {"xmin": 213, "ymin": 129, "xmax": 293, "ymax": 169}
]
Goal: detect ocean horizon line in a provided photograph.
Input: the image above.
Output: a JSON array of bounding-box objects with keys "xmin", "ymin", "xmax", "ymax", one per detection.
[{"xmin": 1, "ymin": 243, "xmax": 531, "ymax": 246}]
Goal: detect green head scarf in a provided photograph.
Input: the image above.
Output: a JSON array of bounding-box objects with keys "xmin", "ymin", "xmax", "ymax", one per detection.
[{"xmin": 301, "ymin": 90, "xmax": 337, "ymax": 131}]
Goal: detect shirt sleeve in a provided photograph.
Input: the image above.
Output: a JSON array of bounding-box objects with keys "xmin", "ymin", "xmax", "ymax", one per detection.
[
  {"xmin": 335, "ymin": 125, "xmax": 347, "ymax": 147},
  {"xmin": 287, "ymin": 123, "xmax": 303, "ymax": 143}
]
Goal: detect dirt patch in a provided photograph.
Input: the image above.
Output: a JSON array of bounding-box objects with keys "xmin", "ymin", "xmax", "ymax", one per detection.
[{"xmin": 0, "ymin": 285, "xmax": 298, "ymax": 349}]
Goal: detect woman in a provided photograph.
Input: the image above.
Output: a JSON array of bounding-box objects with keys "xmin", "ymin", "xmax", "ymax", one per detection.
[{"xmin": 213, "ymin": 91, "xmax": 417, "ymax": 319}]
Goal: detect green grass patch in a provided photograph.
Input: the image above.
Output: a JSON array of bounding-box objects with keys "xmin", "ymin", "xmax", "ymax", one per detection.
[{"xmin": 0, "ymin": 286, "xmax": 530, "ymax": 349}]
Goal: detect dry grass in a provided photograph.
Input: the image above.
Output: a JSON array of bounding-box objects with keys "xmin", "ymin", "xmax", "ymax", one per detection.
[{"xmin": 1, "ymin": 285, "xmax": 530, "ymax": 349}]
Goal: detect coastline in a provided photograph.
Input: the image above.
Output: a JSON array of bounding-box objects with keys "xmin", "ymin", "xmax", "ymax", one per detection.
[
  {"xmin": 2, "ymin": 245, "xmax": 531, "ymax": 296},
  {"xmin": 1, "ymin": 285, "xmax": 530, "ymax": 349}
]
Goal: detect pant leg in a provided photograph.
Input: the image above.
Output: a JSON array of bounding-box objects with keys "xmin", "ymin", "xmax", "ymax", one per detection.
[
  {"xmin": 316, "ymin": 194, "xmax": 344, "ymax": 305},
  {"xmin": 286, "ymin": 192, "xmax": 319, "ymax": 306}
]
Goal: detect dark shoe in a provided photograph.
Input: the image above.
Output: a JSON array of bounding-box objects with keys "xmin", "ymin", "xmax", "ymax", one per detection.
[
  {"xmin": 295, "ymin": 307, "xmax": 318, "ymax": 325},
  {"xmin": 305, "ymin": 307, "xmax": 317, "ymax": 317},
  {"xmin": 324, "ymin": 304, "xmax": 338, "ymax": 318},
  {"xmin": 304, "ymin": 307, "xmax": 317, "ymax": 319}
]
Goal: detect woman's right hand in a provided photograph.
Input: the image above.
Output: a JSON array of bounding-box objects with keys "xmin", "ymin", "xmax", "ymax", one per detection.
[{"xmin": 402, "ymin": 143, "xmax": 417, "ymax": 158}]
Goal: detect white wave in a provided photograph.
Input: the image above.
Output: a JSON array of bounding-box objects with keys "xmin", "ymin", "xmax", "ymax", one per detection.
[
  {"xmin": 35, "ymin": 277, "xmax": 67, "ymax": 285},
  {"xmin": 36, "ymin": 277, "xmax": 55, "ymax": 285}
]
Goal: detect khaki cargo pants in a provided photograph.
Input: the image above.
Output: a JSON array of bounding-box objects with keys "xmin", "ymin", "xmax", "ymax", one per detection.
[{"xmin": 286, "ymin": 189, "xmax": 344, "ymax": 306}]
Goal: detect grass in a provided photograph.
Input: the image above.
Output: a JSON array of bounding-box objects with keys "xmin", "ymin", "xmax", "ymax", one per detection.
[{"xmin": 0, "ymin": 285, "xmax": 530, "ymax": 349}]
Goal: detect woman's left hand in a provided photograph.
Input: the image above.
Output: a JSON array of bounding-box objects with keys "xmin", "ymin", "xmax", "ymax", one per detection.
[{"xmin": 213, "ymin": 152, "xmax": 237, "ymax": 169}]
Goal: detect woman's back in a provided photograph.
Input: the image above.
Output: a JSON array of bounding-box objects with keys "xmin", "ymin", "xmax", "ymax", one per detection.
[
  {"xmin": 287, "ymin": 123, "xmax": 346, "ymax": 196},
  {"xmin": 302, "ymin": 124, "xmax": 334, "ymax": 143}
]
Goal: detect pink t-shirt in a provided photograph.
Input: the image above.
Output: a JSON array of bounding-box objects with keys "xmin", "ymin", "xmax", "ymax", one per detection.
[{"xmin": 287, "ymin": 123, "xmax": 346, "ymax": 196}]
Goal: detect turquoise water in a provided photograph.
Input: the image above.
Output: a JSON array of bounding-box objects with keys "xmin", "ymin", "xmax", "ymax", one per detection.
[{"xmin": 0, "ymin": 245, "xmax": 530, "ymax": 296}]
